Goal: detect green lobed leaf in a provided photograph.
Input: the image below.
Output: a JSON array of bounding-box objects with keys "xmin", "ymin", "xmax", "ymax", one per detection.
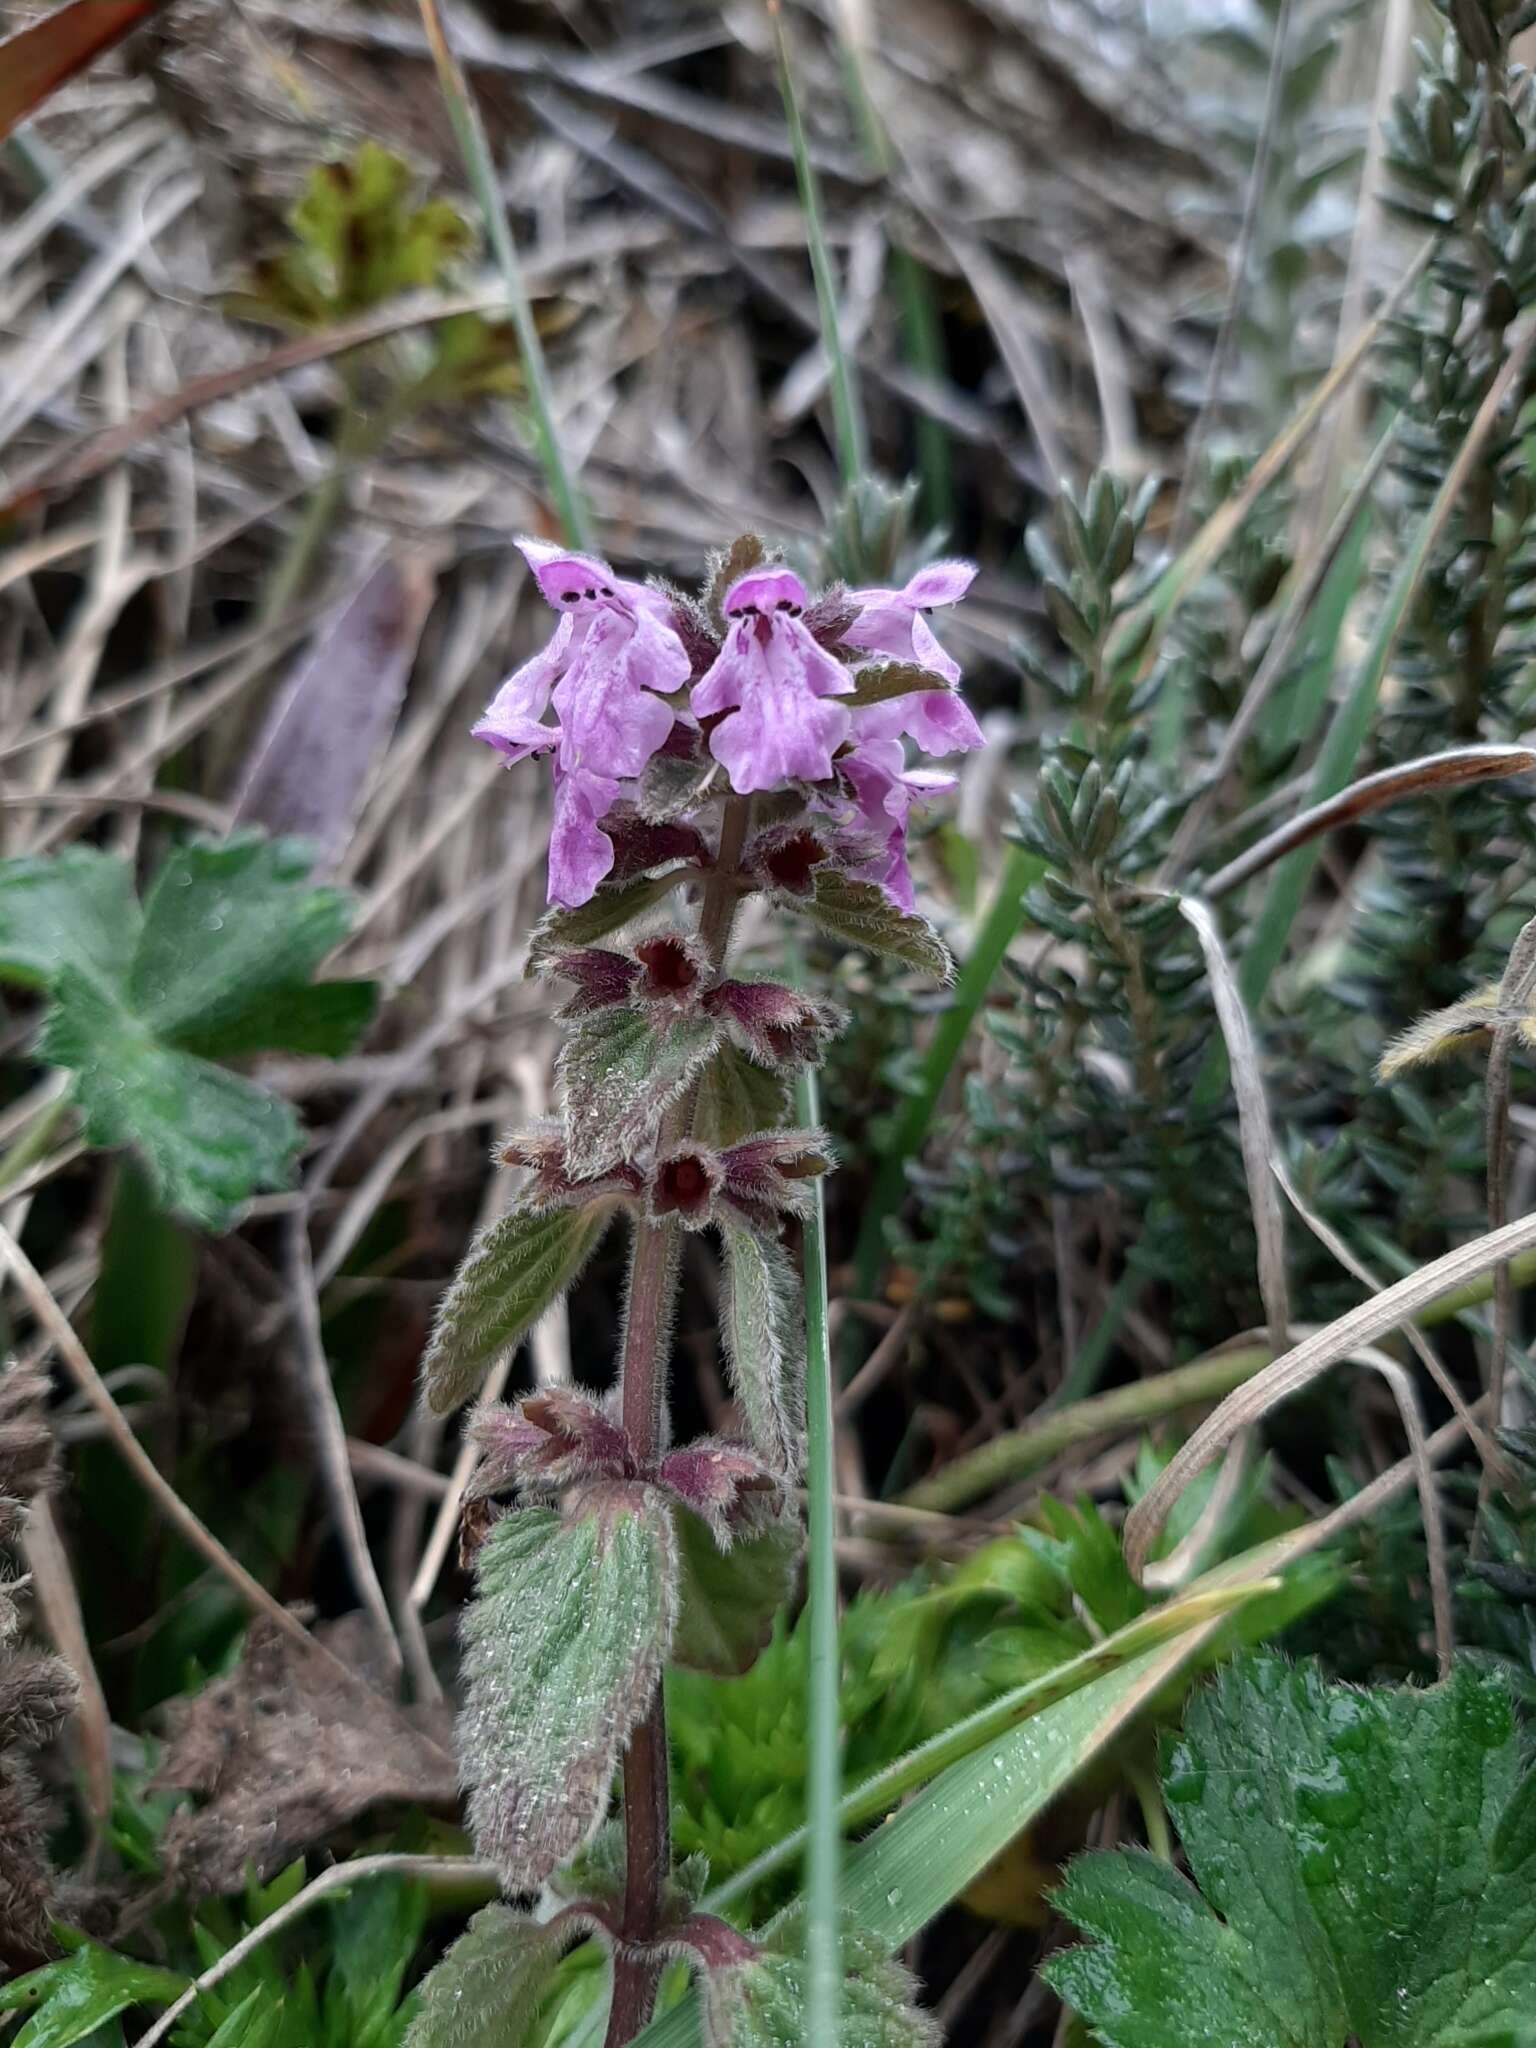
[
  {"xmin": 702, "ymin": 1921, "xmax": 936, "ymax": 2048},
  {"xmin": 842, "ymin": 662, "xmax": 954, "ymax": 711},
  {"xmin": 558, "ymin": 1008, "xmax": 720, "ymax": 1177},
  {"xmin": 692, "ymin": 1046, "xmax": 789, "ymax": 1150},
  {"xmin": 422, "ymin": 1200, "xmax": 618, "ymax": 1415},
  {"xmin": 0, "ymin": 1941, "xmax": 187, "ymax": 2047},
  {"xmin": 459, "ymin": 1496, "xmax": 677, "ymax": 1891},
  {"xmin": 38, "ymin": 967, "xmax": 305, "ymax": 1235},
  {"xmin": 404, "ymin": 1904, "xmax": 567, "ymax": 2048},
  {"xmin": 717, "ymin": 1223, "xmax": 804, "ymax": 1476},
  {"xmin": 671, "ymin": 1508, "xmax": 803, "ymax": 1678},
  {"xmin": 128, "ymin": 833, "xmax": 368, "ymax": 1057},
  {"xmin": 0, "ymin": 846, "xmax": 139, "ymax": 995},
  {"xmin": 791, "ymin": 872, "xmax": 953, "ymax": 982},
  {"xmin": 526, "ymin": 873, "xmax": 693, "ymax": 970},
  {"xmin": 1047, "ymin": 1653, "xmax": 1536, "ymax": 2048}
]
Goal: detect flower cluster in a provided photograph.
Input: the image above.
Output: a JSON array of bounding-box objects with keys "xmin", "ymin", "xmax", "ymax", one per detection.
[{"xmin": 474, "ymin": 539, "xmax": 982, "ymax": 908}]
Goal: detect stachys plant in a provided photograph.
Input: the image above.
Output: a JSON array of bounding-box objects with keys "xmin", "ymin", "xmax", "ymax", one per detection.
[{"xmin": 410, "ymin": 532, "xmax": 974, "ymax": 2045}]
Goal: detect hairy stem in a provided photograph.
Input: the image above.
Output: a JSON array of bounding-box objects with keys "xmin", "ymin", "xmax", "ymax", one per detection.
[{"xmin": 605, "ymin": 794, "xmax": 753, "ymax": 2047}]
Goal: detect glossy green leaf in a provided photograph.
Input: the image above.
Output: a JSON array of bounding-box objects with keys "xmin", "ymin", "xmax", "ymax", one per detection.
[
  {"xmin": 0, "ymin": 847, "xmax": 139, "ymax": 995},
  {"xmin": 129, "ymin": 834, "xmax": 369, "ymax": 1057},
  {"xmin": 404, "ymin": 1905, "xmax": 566, "ymax": 2048},
  {"xmin": 38, "ymin": 967, "xmax": 304, "ymax": 1234},
  {"xmin": 1047, "ymin": 1654, "xmax": 1536, "ymax": 2048},
  {"xmin": 459, "ymin": 1497, "xmax": 676, "ymax": 1891},
  {"xmin": 422, "ymin": 1200, "xmax": 618, "ymax": 1415},
  {"xmin": 0, "ymin": 1941, "xmax": 186, "ymax": 2047}
]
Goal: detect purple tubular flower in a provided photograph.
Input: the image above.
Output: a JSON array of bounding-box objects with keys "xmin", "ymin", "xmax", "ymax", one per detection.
[
  {"xmin": 474, "ymin": 540, "xmax": 693, "ymax": 904},
  {"xmin": 691, "ymin": 568, "xmax": 854, "ymax": 793},
  {"xmin": 842, "ymin": 559, "xmax": 976, "ymax": 686},
  {"xmin": 840, "ymin": 738, "xmax": 957, "ymax": 914}
]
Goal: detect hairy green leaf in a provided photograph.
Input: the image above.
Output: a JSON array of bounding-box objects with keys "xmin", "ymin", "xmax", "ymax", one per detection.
[
  {"xmin": 718, "ymin": 1223, "xmax": 804, "ymax": 1475},
  {"xmin": 843, "ymin": 662, "xmax": 954, "ymax": 710},
  {"xmin": 693, "ymin": 1045, "xmax": 789, "ymax": 1149},
  {"xmin": 559, "ymin": 1008, "xmax": 720, "ymax": 1177},
  {"xmin": 0, "ymin": 847, "xmax": 139, "ymax": 995},
  {"xmin": 672, "ymin": 1508, "xmax": 802, "ymax": 1678},
  {"xmin": 460, "ymin": 1496, "xmax": 677, "ymax": 1890},
  {"xmin": 422, "ymin": 1200, "xmax": 618, "ymax": 1415},
  {"xmin": 526, "ymin": 873, "xmax": 692, "ymax": 969},
  {"xmin": 38, "ymin": 967, "xmax": 305, "ymax": 1234},
  {"xmin": 404, "ymin": 1904, "xmax": 566, "ymax": 2048},
  {"xmin": 702, "ymin": 1921, "xmax": 936, "ymax": 2048},
  {"xmin": 1047, "ymin": 1654, "xmax": 1536, "ymax": 2048},
  {"xmin": 793, "ymin": 872, "xmax": 953, "ymax": 981}
]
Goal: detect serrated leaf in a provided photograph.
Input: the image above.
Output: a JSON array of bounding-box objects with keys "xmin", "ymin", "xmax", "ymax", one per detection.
[
  {"xmin": 718, "ymin": 1223, "xmax": 804, "ymax": 1475},
  {"xmin": 526, "ymin": 872, "xmax": 693, "ymax": 970},
  {"xmin": 559, "ymin": 1009, "xmax": 720, "ymax": 1176},
  {"xmin": 38, "ymin": 967, "xmax": 304, "ymax": 1234},
  {"xmin": 423, "ymin": 1201, "xmax": 618, "ymax": 1415},
  {"xmin": 843, "ymin": 662, "xmax": 954, "ymax": 710},
  {"xmin": 703, "ymin": 1921, "xmax": 936, "ymax": 2048},
  {"xmin": 459, "ymin": 1498, "xmax": 677, "ymax": 1890},
  {"xmin": 693, "ymin": 1046, "xmax": 790, "ymax": 1149},
  {"xmin": 129, "ymin": 833, "xmax": 366, "ymax": 1055},
  {"xmin": 0, "ymin": 1941, "xmax": 186, "ymax": 2046},
  {"xmin": 1047, "ymin": 1654, "xmax": 1536, "ymax": 2048},
  {"xmin": 404, "ymin": 1904, "xmax": 566, "ymax": 2048},
  {"xmin": 792, "ymin": 872, "xmax": 953, "ymax": 981},
  {"xmin": 0, "ymin": 847, "xmax": 139, "ymax": 995}
]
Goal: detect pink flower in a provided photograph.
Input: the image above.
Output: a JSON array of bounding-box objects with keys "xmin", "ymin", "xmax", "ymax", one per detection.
[
  {"xmin": 474, "ymin": 541, "xmax": 692, "ymax": 903},
  {"xmin": 840, "ymin": 735, "xmax": 956, "ymax": 914},
  {"xmin": 842, "ymin": 559, "xmax": 976, "ymax": 685},
  {"xmin": 844, "ymin": 559, "xmax": 984, "ymax": 759},
  {"xmin": 690, "ymin": 568, "xmax": 854, "ymax": 794}
]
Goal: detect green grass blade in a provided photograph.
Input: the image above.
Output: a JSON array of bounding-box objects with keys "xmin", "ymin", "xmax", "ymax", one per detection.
[
  {"xmin": 417, "ymin": 0, "xmax": 590, "ymax": 550},
  {"xmin": 853, "ymin": 845, "xmax": 1043, "ymax": 1303},
  {"xmin": 771, "ymin": 0, "xmax": 868, "ymax": 487},
  {"xmin": 795, "ymin": 1025, "xmax": 842, "ymax": 2040},
  {"xmin": 704, "ymin": 1579, "xmax": 1267, "ymax": 1915},
  {"xmin": 1238, "ymin": 320, "xmax": 1536, "ymax": 1010}
]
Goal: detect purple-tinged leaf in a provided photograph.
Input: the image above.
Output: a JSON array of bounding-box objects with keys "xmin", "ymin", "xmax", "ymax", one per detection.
[
  {"xmin": 671, "ymin": 1507, "xmax": 802, "ymax": 1678},
  {"xmin": 496, "ymin": 1123, "xmax": 645, "ymax": 1213},
  {"xmin": 657, "ymin": 1439, "xmax": 780, "ymax": 1547},
  {"xmin": 703, "ymin": 981, "xmax": 847, "ymax": 1070},
  {"xmin": 543, "ymin": 948, "xmax": 640, "ymax": 1017},
  {"xmin": 403, "ymin": 1903, "xmax": 568, "ymax": 2048},
  {"xmin": 422, "ymin": 1201, "xmax": 620, "ymax": 1415},
  {"xmin": 232, "ymin": 557, "xmax": 436, "ymax": 873},
  {"xmin": 558, "ymin": 1008, "xmax": 721, "ymax": 1178},
  {"xmin": 717, "ymin": 1221, "xmax": 804, "ymax": 1476},
  {"xmin": 843, "ymin": 660, "xmax": 957, "ymax": 711},
  {"xmin": 459, "ymin": 1495, "xmax": 676, "ymax": 1891},
  {"xmin": 468, "ymin": 1390, "xmax": 634, "ymax": 1498}
]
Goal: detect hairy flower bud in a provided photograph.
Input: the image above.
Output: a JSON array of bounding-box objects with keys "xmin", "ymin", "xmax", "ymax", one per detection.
[
  {"xmin": 468, "ymin": 1390, "xmax": 635, "ymax": 1499},
  {"xmin": 497, "ymin": 1123, "xmax": 644, "ymax": 1211},
  {"xmin": 657, "ymin": 1439, "xmax": 780, "ymax": 1547},
  {"xmin": 747, "ymin": 825, "xmax": 833, "ymax": 898},
  {"xmin": 647, "ymin": 1143, "xmax": 724, "ymax": 1228},
  {"xmin": 703, "ymin": 980, "xmax": 847, "ymax": 1069}
]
